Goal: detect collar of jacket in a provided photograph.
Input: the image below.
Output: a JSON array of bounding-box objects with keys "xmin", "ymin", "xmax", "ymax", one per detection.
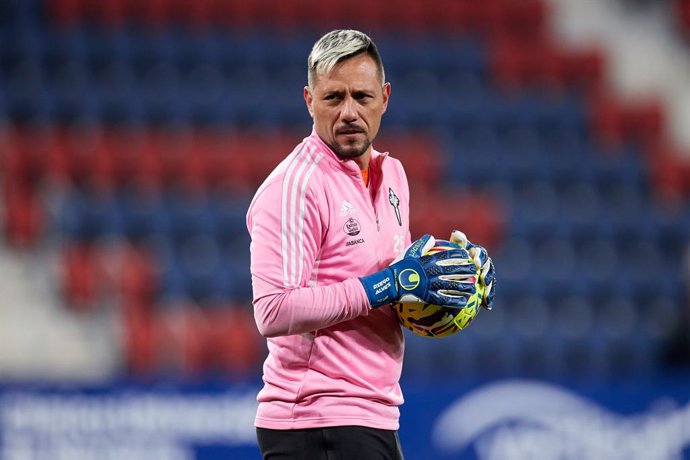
[{"xmin": 308, "ymin": 129, "xmax": 389, "ymax": 179}]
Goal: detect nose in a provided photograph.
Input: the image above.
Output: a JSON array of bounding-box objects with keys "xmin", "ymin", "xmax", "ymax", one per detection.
[{"xmin": 340, "ymin": 96, "xmax": 358, "ymax": 122}]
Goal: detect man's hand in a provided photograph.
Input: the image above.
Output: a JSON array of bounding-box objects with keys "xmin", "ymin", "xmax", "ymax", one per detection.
[
  {"xmin": 449, "ymin": 230, "xmax": 496, "ymax": 310},
  {"xmin": 359, "ymin": 235, "xmax": 478, "ymax": 309}
]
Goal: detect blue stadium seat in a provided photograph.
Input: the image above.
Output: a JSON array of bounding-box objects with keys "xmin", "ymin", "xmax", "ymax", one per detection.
[
  {"xmin": 226, "ymin": 65, "xmax": 272, "ymax": 125},
  {"xmin": 95, "ymin": 61, "xmax": 143, "ymax": 124},
  {"xmin": 573, "ymin": 238, "xmax": 620, "ymax": 293},
  {"xmin": 139, "ymin": 61, "xmax": 188, "ymax": 124},
  {"xmin": 116, "ymin": 190, "xmax": 172, "ymax": 241},
  {"xmin": 177, "ymin": 234, "xmax": 223, "ymax": 303},
  {"xmin": 221, "ymin": 233, "xmax": 253, "ymax": 300},
  {"xmin": 208, "ymin": 193, "xmax": 251, "ymax": 242},
  {"xmin": 88, "ymin": 29, "xmax": 138, "ymax": 68},
  {"xmin": 445, "ymin": 125, "xmax": 501, "ymax": 185},
  {"xmin": 158, "ymin": 254, "xmax": 190, "ymax": 304},
  {"xmin": 128, "ymin": 29, "xmax": 178, "ymax": 71},
  {"xmin": 438, "ymin": 70, "xmax": 489, "ymax": 128},
  {"xmin": 174, "ymin": 30, "xmax": 224, "ymax": 72},
  {"xmin": 271, "ymin": 64, "xmax": 310, "ymax": 126},
  {"xmin": 43, "ymin": 28, "xmax": 90, "ymax": 74},
  {"xmin": 386, "ymin": 69, "xmax": 443, "ymax": 127},
  {"xmin": 165, "ymin": 192, "xmax": 216, "ymax": 242},
  {"xmin": 181, "ymin": 63, "xmax": 226, "ymax": 125},
  {"xmin": 59, "ymin": 191, "xmax": 124, "ymax": 241},
  {"xmin": 509, "ymin": 181, "xmax": 564, "ymax": 241},
  {"xmin": 531, "ymin": 237, "xmax": 588, "ymax": 298},
  {"xmin": 492, "ymin": 237, "xmax": 533, "ymax": 295},
  {"xmin": 6, "ymin": 57, "xmax": 54, "ymax": 122},
  {"xmin": 532, "ymin": 93, "xmax": 586, "ymax": 135},
  {"xmin": 6, "ymin": 23, "xmax": 43, "ymax": 63},
  {"xmin": 50, "ymin": 59, "xmax": 100, "ymax": 122}
]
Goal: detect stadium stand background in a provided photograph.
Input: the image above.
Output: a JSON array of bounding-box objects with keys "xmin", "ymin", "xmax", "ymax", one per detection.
[{"xmin": 1, "ymin": 0, "xmax": 689, "ymax": 386}]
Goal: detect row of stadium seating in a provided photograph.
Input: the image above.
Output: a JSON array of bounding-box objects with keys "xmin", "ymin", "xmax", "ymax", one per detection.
[
  {"xmin": 44, "ymin": 0, "xmax": 549, "ymax": 37},
  {"xmin": 1, "ymin": 127, "xmax": 445, "ymax": 188}
]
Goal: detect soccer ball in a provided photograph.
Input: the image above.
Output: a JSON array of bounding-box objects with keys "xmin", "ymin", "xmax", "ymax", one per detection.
[{"xmin": 393, "ymin": 239, "xmax": 483, "ymax": 338}]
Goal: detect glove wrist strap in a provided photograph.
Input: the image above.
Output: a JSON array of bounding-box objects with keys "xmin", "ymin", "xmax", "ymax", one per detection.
[{"xmin": 359, "ymin": 268, "xmax": 398, "ymax": 308}]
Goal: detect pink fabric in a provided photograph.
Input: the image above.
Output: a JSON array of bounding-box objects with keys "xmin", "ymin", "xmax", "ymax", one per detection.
[{"xmin": 246, "ymin": 130, "xmax": 411, "ymax": 430}]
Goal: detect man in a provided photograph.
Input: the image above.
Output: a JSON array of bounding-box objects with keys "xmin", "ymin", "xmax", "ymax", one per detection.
[{"xmin": 246, "ymin": 29, "xmax": 494, "ymax": 459}]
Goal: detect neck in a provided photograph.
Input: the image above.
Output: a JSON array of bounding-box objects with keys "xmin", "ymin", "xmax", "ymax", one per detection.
[{"xmin": 353, "ymin": 149, "xmax": 371, "ymax": 170}]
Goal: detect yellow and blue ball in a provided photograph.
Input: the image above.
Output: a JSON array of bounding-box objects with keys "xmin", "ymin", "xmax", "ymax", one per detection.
[{"xmin": 393, "ymin": 239, "xmax": 483, "ymax": 338}]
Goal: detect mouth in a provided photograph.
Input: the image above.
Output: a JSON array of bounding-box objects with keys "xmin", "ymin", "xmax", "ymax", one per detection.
[{"xmin": 336, "ymin": 126, "xmax": 365, "ymax": 136}]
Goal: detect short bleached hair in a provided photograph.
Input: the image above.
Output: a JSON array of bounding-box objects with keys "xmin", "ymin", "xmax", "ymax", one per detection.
[{"xmin": 307, "ymin": 29, "xmax": 386, "ymax": 88}]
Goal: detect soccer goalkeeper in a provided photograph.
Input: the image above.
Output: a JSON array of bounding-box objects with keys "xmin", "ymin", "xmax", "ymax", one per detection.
[{"xmin": 247, "ymin": 29, "xmax": 495, "ymax": 460}]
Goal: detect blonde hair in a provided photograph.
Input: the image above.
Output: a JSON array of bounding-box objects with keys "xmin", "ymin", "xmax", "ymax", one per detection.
[{"xmin": 307, "ymin": 29, "xmax": 385, "ymax": 88}]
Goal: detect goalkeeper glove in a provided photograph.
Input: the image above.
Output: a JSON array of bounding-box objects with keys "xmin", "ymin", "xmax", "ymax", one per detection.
[
  {"xmin": 359, "ymin": 234, "xmax": 479, "ymax": 309},
  {"xmin": 449, "ymin": 230, "xmax": 496, "ymax": 310}
]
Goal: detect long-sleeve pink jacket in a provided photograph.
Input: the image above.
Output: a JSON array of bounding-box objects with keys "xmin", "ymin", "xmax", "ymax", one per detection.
[{"xmin": 246, "ymin": 130, "xmax": 412, "ymax": 430}]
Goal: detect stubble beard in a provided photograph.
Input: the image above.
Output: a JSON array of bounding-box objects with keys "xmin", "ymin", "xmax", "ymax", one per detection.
[{"xmin": 330, "ymin": 137, "xmax": 372, "ymax": 161}]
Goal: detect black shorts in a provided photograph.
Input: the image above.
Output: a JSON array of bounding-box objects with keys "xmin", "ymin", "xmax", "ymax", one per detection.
[{"xmin": 256, "ymin": 425, "xmax": 405, "ymax": 460}]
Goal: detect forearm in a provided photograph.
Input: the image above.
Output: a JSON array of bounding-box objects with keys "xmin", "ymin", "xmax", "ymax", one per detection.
[{"xmin": 253, "ymin": 277, "xmax": 371, "ymax": 337}]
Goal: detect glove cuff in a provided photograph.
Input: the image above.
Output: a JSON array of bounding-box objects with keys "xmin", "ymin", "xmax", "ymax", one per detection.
[{"xmin": 359, "ymin": 268, "xmax": 398, "ymax": 308}]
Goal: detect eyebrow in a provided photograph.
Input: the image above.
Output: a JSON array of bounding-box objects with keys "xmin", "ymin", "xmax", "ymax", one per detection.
[{"xmin": 322, "ymin": 88, "xmax": 375, "ymax": 98}]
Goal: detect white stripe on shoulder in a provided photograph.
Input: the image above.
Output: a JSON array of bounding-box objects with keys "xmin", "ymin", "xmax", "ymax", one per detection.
[{"xmin": 280, "ymin": 141, "xmax": 323, "ymax": 287}]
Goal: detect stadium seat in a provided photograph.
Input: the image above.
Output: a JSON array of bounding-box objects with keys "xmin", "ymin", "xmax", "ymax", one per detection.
[
  {"xmin": 60, "ymin": 243, "xmax": 104, "ymax": 310},
  {"xmin": 122, "ymin": 306, "xmax": 158, "ymax": 375},
  {"xmin": 59, "ymin": 189, "xmax": 123, "ymax": 240},
  {"xmin": 2, "ymin": 180, "xmax": 44, "ymax": 248}
]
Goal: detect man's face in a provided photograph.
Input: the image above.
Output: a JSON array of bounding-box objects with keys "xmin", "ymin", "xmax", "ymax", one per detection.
[{"xmin": 304, "ymin": 53, "xmax": 390, "ymax": 164}]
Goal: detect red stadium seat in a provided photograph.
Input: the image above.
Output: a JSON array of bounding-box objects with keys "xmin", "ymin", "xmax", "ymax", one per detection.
[
  {"xmin": 589, "ymin": 94, "xmax": 625, "ymax": 148},
  {"xmin": 677, "ymin": 0, "xmax": 690, "ymax": 40},
  {"xmin": 237, "ymin": 131, "xmax": 300, "ymax": 189},
  {"xmin": 501, "ymin": 0, "xmax": 549, "ymax": 42},
  {"xmin": 152, "ymin": 128, "xmax": 192, "ymax": 187},
  {"xmin": 621, "ymin": 98, "xmax": 666, "ymax": 149},
  {"xmin": 199, "ymin": 131, "xmax": 249, "ymax": 190},
  {"xmin": 128, "ymin": 0, "xmax": 171, "ymax": 28},
  {"xmin": 589, "ymin": 95, "xmax": 664, "ymax": 149},
  {"xmin": 122, "ymin": 306, "xmax": 158, "ymax": 375},
  {"xmin": 47, "ymin": 0, "xmax": 84, "ymax": 26},
  {"xmin": 119, "ymin": 246, "xmax": 157, "ymax": 304},
  {"xmin": 409, "ymin": 188, "xmax": 505, "ymax": 250},
  {"xmin": 2, "ymin": 181, "xmax": 43, "ymax": 249},
  {"xmin": 60, "ymin": 243, "xmax": 103, "ymax": 311},
  {"xmin": 375, "ymin": 133, "xmax": 444, "ymax": 192},
  {"xmin": 153, "ymin": 306, "xmax": 261, "ymax": 377},
  {"xmin": 0, "ymin": 127, "xmax": 28, "ymax": 183},
  {"xmin": 562, "ymin": 47, "xmax": 606, "ymax": 94},
  {"xmin": 426, "ymin": 0, "xmax": 471, "ymax": 33},
  {"xmin": 134, "ymin": 131, "xmax": 165, "ymax": 191},
  {"xmin": 86, "ymin": 0, "xmax": 127, "ymax": 28},
  {"xmin": 211, "ymin": 307, "xmax": 262, "ymax": 374},
  {"xmin": 648, "ymin": 143, "xmax": 690, "ymax": 203}
]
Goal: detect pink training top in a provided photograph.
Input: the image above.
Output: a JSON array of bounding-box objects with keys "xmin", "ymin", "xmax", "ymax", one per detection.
[{"xmin": 246, "ymin": 130, "xmax": 412, "ymax": 430}]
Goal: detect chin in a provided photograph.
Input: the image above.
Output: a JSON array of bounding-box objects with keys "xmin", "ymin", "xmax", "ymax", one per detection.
[{"xmin": 333, "ymin": 141, "xmax": 371, "ymax": 160}]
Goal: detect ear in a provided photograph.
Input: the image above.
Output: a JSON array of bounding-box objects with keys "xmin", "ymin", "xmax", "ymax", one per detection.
[
  {"xmin": 381, "ymin": 82, "xmax": 391, "ymax": 114},
  {"xmin": 304, "ymin": 86, "xmax": 314, "ymax": 117}
]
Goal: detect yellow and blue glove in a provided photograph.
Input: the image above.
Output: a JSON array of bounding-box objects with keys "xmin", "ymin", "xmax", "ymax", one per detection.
[
  {"xmin": 359, "ymin": 234, "xmax": 479, "ymax": 308},
  {"xmin": 449, "ymin": 230, "xmax": 496, "ymax": 310}
]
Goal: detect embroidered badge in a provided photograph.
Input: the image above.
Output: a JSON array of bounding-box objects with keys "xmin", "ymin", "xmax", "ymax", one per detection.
[
  {"xmin": 388, "ymin": 188, "xmax": 402, "ymax": 226},
  {"xmin": 343, "ymin": 217, "xmax": 361, "ymax": 236}
]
